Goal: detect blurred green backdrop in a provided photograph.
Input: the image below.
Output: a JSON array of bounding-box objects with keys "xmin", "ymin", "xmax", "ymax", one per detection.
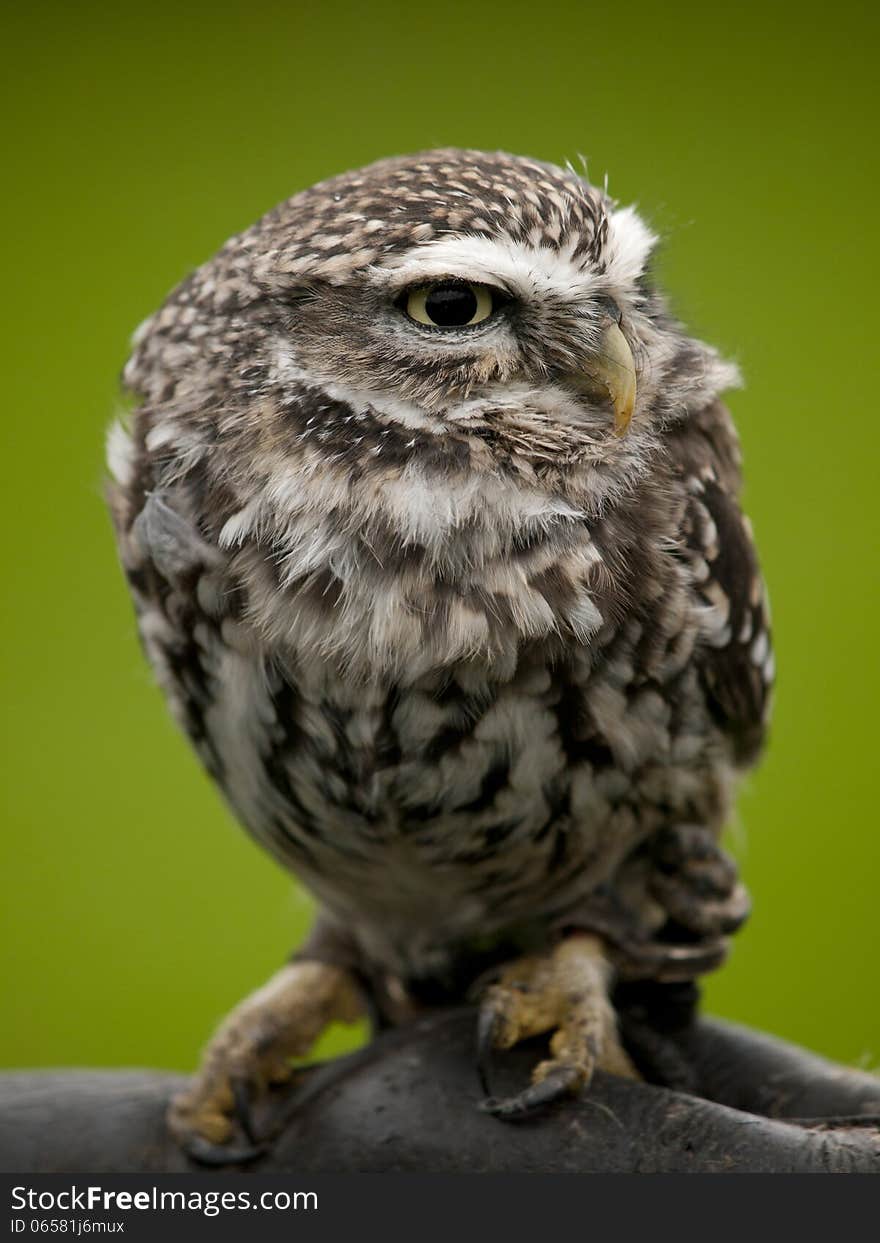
[{"xmin": 2, "ymin": 0, "xmax": 877, "ymax": 1074}]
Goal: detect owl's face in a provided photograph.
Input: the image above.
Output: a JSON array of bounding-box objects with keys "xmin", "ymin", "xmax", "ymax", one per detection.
[
  {"xmin": 252, "ymin": 151, "xmax": 658, "ymax": 444},
  {"xmin": 124, "ymin": 150, "xmax": 736, "ymax": 512}
]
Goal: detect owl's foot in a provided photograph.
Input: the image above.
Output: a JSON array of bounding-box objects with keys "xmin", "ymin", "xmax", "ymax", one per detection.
[
  {"xmin": 476, "ymin": 933, "xmax": 637, "ymax": 1119},
  {"xmin": 168, "ymin": 961, "xmax": 364, "ymax": 1164}
]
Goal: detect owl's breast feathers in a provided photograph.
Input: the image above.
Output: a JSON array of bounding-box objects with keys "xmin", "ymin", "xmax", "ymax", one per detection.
[{"xmin": 108, "ymin": 387, "xmax": 771, "ymax": 977}]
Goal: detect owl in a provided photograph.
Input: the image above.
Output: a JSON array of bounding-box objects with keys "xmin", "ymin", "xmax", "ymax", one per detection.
[{"xmin": 107, "ymin": 149, "xmax": 772, "ymax": 1162}]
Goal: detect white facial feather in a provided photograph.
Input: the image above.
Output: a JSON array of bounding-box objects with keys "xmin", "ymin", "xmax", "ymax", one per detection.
[
  {"xmin": 106, "ymin": 420, "xmax": 134, "ymax": 486},
  {"xmin": 604, "ymin": 206, "xmax": 658, "ymax": 287},
  {"xmin": 378, "ymin": 233, "xmax": 599, "ymax": 302},
  {"xmin": 377, "ymin": 203, "xmax": 655, "ymax": 301}
]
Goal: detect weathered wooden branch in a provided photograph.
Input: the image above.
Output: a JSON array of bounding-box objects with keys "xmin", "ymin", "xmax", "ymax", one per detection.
[{"xmin": 2, "ymin": 1013, "xmax": 878, "ymax": 1174}]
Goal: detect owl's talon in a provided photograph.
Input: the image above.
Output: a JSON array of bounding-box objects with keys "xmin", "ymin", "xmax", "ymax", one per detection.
[
  {"xmin": 480, "ymin": 1063, "xmax": 584, "ymax": 1119},
  {"xmin": 230, "ymin": 1075, "xmax": 259, "ymax": 1146},
  {"xmin": 182, "ymin": 1133, "xmax": 266, "ymax": 1167},
  {"xmin": 475, "ymin": 933, "xmax": 637, "ymax": 1121},
  {"xmin": 475, "ymin": 1004, "xmax": 503, "ymax": 1096}
]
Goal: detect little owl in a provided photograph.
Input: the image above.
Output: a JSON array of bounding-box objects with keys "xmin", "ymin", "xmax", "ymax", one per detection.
[{"xmin": 107, "ymin": 149, "xmax": 772, "ymax": 1162}]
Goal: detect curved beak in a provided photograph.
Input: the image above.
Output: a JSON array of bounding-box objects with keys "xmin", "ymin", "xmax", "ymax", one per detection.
[{"xmin": 584, "ymin": 323, "xmax": 637, "ymax": 436}]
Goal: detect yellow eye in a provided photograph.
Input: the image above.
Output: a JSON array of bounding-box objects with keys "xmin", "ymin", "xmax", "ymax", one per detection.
[{"xmin": 405, "ymin": 281, "xmax": 494, "ymax": 328}]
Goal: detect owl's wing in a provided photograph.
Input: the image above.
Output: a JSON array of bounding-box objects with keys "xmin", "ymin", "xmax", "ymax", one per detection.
[
  {"xmin": 109, "ymin": 470, "xmax": 326, "ymax": 874},
  {"xmin": 108, "ymin": 482, "xmax": 232, "ymax": 779},
  {"xmin": 671, "ymin": 403, "xmax": 774, "ymax": 768}
]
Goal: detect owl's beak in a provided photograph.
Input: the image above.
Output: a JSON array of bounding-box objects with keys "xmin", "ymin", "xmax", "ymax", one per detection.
[{"xmin": 585, "ymin": 323, "xmax": 637, "ymax": 437}]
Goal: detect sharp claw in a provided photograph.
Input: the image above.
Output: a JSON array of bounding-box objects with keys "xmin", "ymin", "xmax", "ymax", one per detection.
[
  {"xmin": 478, "ymin": 1064, "xmax": 583, "ymax": 1121},
  {"xmin": 182, "ymin": 1133, "xmax": 267, "ymax": 1167},
  {"xmin": 230, "ymin": 1075, "xmax": 260, "ymax": 1145},
  {"xmin": 475, "ymin": 1003, "xmax": 503, "ymax": 1098}
]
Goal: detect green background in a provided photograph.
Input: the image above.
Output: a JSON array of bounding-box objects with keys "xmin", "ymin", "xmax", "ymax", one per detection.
[{"xmin": 2, "ymin": 1, "xmax": 877, "ymax": 1075}]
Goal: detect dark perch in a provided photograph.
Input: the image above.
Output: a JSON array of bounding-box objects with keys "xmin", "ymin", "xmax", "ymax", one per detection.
[{"xmin": 1, "ymin": 1013, "xmax": 878, "ymax": 1173}]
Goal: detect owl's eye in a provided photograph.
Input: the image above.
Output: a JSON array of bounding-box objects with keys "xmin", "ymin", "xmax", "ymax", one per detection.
[{"xmin": 402, "ymin": 281, "xmax": 496, "ymax": 328}]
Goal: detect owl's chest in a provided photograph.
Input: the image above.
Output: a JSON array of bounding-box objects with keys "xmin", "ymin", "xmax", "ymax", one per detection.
[{"xmin": 207, "ymin": 607, "xmax": 720, "ymax": 909}]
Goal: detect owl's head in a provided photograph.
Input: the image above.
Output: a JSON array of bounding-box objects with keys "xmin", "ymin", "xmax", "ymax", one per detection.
[
  {"xmin": 121, "ymin": 150, "xmax": 737, "ymax": 519},
  {"xmin": 113, "ymin": 151, "xmax": 743, "ymax": 674},
  {"xmin": 249, "ymin": 149, "xmax": 653, "ymax": 431}
]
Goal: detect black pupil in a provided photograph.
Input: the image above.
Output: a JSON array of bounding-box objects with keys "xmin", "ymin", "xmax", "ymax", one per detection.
[{"xmin": 424, "ymin": 282, "xmax": 479, "ymax": 326}]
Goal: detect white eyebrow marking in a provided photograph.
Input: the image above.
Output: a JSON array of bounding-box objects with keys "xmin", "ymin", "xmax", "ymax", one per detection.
[
  {"xmin": 374, "ymin": 235, "xmax": 597, "ymax": 302},
  {"xmin": 371, "ymin": 206, "xmax": 656, "ymax": 302}
]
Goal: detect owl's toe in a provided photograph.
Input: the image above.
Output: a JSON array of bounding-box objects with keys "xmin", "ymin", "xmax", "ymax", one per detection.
[{"xmin": 480, "ymin": 1062, "xmax": 585, "ymax": 1119}]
